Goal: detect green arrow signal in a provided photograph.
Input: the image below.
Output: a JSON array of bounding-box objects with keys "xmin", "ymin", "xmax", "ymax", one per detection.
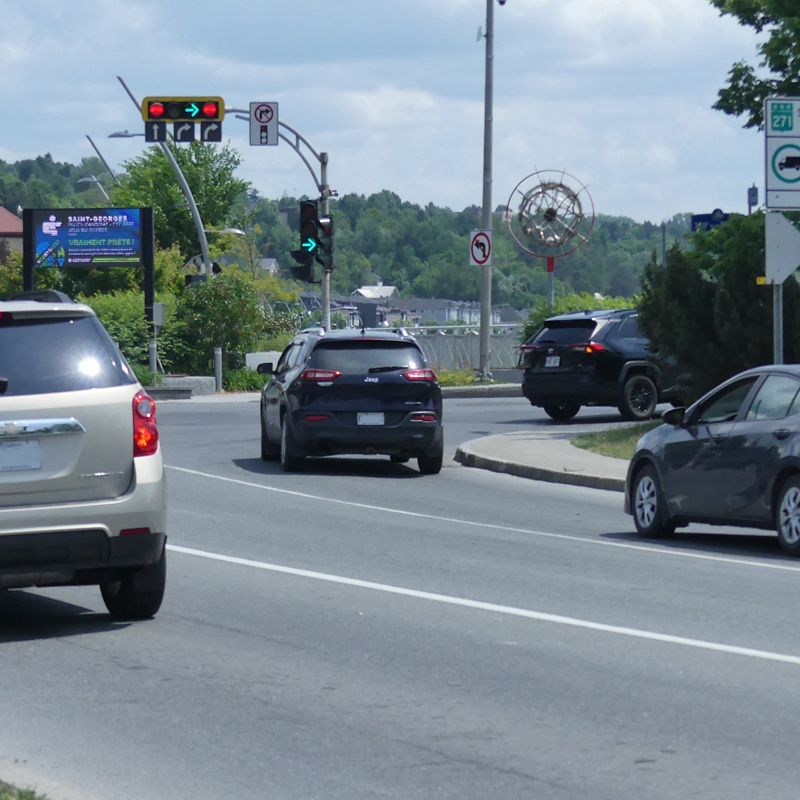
[
  {"xmin": 302, "ymin": 238, "xmax": 317, "ymax": 252},
  {"xmin": 187, "ymin": 102, "xmax": 200, "ymax": 118}
]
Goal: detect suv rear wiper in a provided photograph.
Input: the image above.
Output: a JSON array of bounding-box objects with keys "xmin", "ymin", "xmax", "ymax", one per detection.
[{"xmin": 368, "ymin": 365, "xmax": 407, "ymax": 373}]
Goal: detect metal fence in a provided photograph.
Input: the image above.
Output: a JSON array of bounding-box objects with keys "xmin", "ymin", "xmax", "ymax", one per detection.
[{"xmin": 404, "ymin": 324, "xmax": 521, "ymax": 371}]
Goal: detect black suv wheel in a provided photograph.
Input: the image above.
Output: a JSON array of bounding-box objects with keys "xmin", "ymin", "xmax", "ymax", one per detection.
[{"xmin": 619, "ymin": 373, "xmax": 657, "ymax": 420}]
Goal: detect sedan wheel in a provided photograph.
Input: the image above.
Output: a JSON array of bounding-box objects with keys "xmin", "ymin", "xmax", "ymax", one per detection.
[
  {"xmin": 632, "ymin": 464, "xmax": 674, "ymax": 538},
  {"xmin": 619, "ymin": 374, "xmax": 657, "ymax": 421},
  {"xmin": 776, "ymin": 477, "xmax": 800, "ymax": 556}
]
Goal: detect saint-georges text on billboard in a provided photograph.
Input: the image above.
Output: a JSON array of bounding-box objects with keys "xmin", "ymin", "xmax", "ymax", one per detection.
[{"xmin": 30, "ymin": 207, "xmax": 142, "ymax": 269}]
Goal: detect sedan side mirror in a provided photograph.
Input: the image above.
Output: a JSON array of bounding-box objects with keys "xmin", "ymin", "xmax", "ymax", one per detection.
[{"xmin": 661, "ymin": 406, "xmax": 685, "ymax": 427}]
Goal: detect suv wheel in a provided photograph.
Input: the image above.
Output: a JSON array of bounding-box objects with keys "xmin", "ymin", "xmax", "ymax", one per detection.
[
  {"xmin": 260, "ymin": 406, "xmax": 278, "ymax": 461},
  {"xmin": 543, "ymin": 404, "xmax": 581, "ymax": 421},
  {"xmin": 101, "ymin": 548, "xmax": 166, "ymax": 620},
  {"xmin": 631, "ymin": 465, "xmax": 674, "ymax": 538},
  {"xmin": 619, "ymin": 374, "xmax": 657, "ymax": 420},
  {"xmin": 418, "ymin": 442, "xmax": 443, "ymax": 475},
  {"xmin": 280, "ymin": 414, "xmax": 304, "ymax": 472}
]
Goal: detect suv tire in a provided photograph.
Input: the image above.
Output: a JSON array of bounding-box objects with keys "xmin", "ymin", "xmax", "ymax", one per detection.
[
  {"xmin": 101, "ymin": 549, "xmax": 166, "ymax": 620},
  {"xmin": 280, "ymin": 414, "xmax": 304, "ymax": 472},
  {"xmin": 543, "ymin": 404, "xmax": 581, "ymax": 421},
  {"xmin": 619, "ymin": 374, "xmax": 657, "ymax": 420},
  {"xmin": 418, "ymin": 442, "xmax": 443, "ymax": 475},
  {"xmin": 260, "ymin": 406, "xmax": 279, "ymax": 461}
]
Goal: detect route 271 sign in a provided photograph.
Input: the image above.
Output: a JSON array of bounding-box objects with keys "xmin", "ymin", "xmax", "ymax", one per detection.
[
  {"xmin": 469, "ymin": 230, "xmax": 492, "ymax": 266},
  {"xmin": 766, "ymin": 97, "xmax": 800, "ymax": 210}
]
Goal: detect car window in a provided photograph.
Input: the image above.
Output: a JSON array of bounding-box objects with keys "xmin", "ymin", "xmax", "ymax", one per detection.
[
  {"xmin": 0, "ymin": 314, "xmax": 134, "ymax": 396},
  {"xmin": 612, "ymin": 316, "xmax": 640, "ymax": 339},
  {"xmin": 275, "ymin": 344, "xmax": 295, "ymax": 374},
  {"xmin": 309, "ymin": 340, "xmax": 425, "ymax": 372},
  {"xmin": 531, "ymin": 320, "xmax": 597, "ymax": 346},
  {"xmin": 695, "ymin": 377, "xmax": 758, "ymax": 424},
  {"xmin": 285, "ymin": 339, "xmax": 307, "ymax": 370},
  {"xmin": 745, "ymin": 374, "xmax": 800, "ymax": 421}
]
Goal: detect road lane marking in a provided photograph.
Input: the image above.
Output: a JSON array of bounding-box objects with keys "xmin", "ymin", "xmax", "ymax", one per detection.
[
  {"xmin": 168, "ymin": 542, "xmax": 800, "ymax": 667},
  {"xmin": 167, "ymin": 465, "xmax": 800, "ymax": 574}
]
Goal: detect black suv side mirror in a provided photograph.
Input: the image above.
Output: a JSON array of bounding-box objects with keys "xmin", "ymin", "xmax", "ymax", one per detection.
[{"xmin": 257, "ymin": 363, "xmax": 274, "ymax": 376}]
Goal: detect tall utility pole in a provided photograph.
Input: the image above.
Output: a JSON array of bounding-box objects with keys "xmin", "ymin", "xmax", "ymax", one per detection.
[{"xmin": 479, "ymin": 0, "xmax": 496, "ymax": 380}]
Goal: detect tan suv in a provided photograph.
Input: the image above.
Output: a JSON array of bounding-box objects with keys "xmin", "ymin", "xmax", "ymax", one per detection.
[{"xmin": 0, "ymin": 291, "xmax": 166, "ymax": 619}]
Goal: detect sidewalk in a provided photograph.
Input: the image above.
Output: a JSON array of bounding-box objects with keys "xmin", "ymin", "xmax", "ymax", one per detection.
[{"xmin": 454, "ymin": 430, "xmax": 628, "ymax": 492}]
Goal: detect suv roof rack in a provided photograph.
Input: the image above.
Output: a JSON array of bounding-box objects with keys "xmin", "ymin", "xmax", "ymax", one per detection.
[{"xmin": 7, "ymin": 289, "xmax": 74, "ymax": 303}]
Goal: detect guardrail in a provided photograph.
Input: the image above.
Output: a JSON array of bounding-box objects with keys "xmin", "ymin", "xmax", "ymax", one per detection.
[{"xmin": 403, "ymin": 324, "xmax": 521, "ymax": 370}]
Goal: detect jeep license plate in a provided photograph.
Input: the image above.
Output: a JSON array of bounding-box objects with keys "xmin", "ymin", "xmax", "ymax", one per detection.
[
  {"xmin": 357, "ymin": 412, "xmax": 385, "ymax": 426},
  {"xmin": 0, "ymin": 439, "xmax": 42, "ymax": 472},
  {"xmin": 544, "ymin": 355, "xmax": 560, "ymax": 368}
]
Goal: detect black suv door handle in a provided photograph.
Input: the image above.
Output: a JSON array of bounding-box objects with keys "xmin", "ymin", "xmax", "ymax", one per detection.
[{"xmin": 774, "ymin": 429, "xmax": 791, "ymax": 440}]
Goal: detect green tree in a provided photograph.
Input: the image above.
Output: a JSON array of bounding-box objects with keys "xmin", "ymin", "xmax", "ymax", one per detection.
[
  {"xmin": 710, "ymin": 0, "xmax": 800, "ymax": 128},
  {"xmin": 175, "ymin": 273, "xmax": 265, "ymax": 373},
  {"xmin": 112, "ymin": 142, "xmax": 249, "ymax": 258},
  {"xmin": 639, "ymin": 212, "xmax": 800, "ymax": 401}
]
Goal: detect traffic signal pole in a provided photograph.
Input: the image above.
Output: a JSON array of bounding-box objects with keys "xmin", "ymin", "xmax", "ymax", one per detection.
[
  {"xmin": 229, "ymin": 110, "xmax": 335, "ymax": 330},
  {"xmin": 117, "ymin": 76, "xmax": 213, "ymax": 275}
]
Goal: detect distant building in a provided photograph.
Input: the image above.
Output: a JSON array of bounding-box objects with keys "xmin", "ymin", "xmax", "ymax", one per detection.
[{"xmin": 0, "ymin": 208, "xmax": 23, "ymax": 255}]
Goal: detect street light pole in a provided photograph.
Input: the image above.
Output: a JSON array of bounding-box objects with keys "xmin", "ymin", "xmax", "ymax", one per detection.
[
  {"xmin": 116, "ymin": 76, "xmax": 213, "ymax": 275},
  {"xmin": 479, "ymin": 0, "xmax": 496, "ymax": 380}
]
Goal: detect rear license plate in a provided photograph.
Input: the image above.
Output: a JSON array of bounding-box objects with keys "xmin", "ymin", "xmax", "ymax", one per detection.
[
  {"xmin": 544, "ymin": 355, "xmax": 560, "ymax": 368},
  {"xmin": 357, "ymin": 412, "xmax": 385, "ymax": 426},
  {"xmin": 0, "ymin": 439, "xmax": 42, "ymax": 472}
]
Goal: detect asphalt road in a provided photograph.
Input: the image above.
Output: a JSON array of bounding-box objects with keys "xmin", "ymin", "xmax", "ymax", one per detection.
[{"xmin": 3, "ymin": 397, "xmax": 800, "ymax": 800}]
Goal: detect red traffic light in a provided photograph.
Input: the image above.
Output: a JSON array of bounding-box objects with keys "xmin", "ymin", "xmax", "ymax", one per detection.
[
  {"xmin": 147, "ymin": 101, "xmax": 165, "ymax": 119},
  {"xmin": 201, "ymin": 102, "xmax": 219, "ymax": 118}
]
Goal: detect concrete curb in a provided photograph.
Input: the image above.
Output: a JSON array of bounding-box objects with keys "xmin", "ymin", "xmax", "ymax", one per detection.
[{"xmin": 454, "ymin": 440, "xmax": 627, "ymax": 492}]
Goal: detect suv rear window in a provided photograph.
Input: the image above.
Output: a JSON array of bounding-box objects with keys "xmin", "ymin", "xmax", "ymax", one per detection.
[
  {"xmin": 531, "ymin": 320, "xmax": 598, "ymax": 346},
  {"xmin": 0, "ymin": 315, "xmax": 134, "ymax": 396},
  {"xmin": 309, "ymin": 340, "xmax": 425, "ymax": 373}
]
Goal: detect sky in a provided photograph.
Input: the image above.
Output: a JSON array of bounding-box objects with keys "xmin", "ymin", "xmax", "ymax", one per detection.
[{"xmin": 1, "ymin": 0, "xmax": 768, "ymax": 224}]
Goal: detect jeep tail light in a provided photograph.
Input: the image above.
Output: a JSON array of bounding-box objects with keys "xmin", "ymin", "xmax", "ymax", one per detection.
[
  {"xmin": 403, "ymin": 369, "xmax": 436, "ymax": 382},
  {"xmin": 411, "ymin": 412, "xmax": 437, "ymax": 422},
  {"xmin": 304, "ymin": 414, "xmax": 330, "ymax": 422},
  {"xmin": 301, "ymin": 369, "xmax": 340, "ymax": 382},
  {"xmin": 133, "ymin": 390, "xmax": 158, "ymax": 457},
  {"xmin": 520, "ymin": 344, "xmax": 537, "ymax": 352}
]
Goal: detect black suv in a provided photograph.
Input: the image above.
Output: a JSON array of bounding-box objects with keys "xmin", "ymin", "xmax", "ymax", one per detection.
[
  {"xmin": 258, "ymin": 328, "xmax": 444, "ymax": 473},
  {"xmin": 521, "ymin": 308, "xmax": 670, "ymax": 421}
]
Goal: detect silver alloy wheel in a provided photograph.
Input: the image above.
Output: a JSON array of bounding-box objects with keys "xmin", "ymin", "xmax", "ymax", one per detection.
[
  {"xmin": 635, "ymin": 474, "xmax": 657, "ymax": 529},
  {"xmin": 779, "ymin": 485, "xmax": 800, "ymax": 545}
]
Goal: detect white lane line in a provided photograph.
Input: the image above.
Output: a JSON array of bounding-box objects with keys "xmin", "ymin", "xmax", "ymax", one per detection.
[
  {"xmin": 167, "ymin": 465, "xmax": 800, "ymax": 573},
  {"xmin": 168, "ymin": 543, "xmax": 800, "ymax": 666}
]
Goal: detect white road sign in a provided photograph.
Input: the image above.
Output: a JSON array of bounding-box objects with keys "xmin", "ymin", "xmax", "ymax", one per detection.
[
  {"xmin": 250, "ymin": 102, "xmax": 279, "ymax": 146},
  {"xmin": 469, "ymin": 230, "xmax": 492, "ymax": 266},
  {"xmin": 766, "ymin": 212, "xmax": 800, "ymax": 284},
  {"xmin": 765, "ymin": 97, "xmax": 800, "ymax": 209}
]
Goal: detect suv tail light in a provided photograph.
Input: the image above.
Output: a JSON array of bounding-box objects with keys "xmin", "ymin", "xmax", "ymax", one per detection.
[
  {"xmin": 301, "ymin": 369, "xmax": 341, "ymax": 382},
  {"xmin": 402, "ymin": 369, "xmax": 436, "ymax": 382},
  {"xmin": 520, "ymin": 344, "xmax": 537, "ymax": 352},
  {"xmin": 570, "ymin": 341, "xmax": 605, "ymax": 354},
  {"xmin": 133, "ymin": 390, "xmax": 158, "ymax": 457},
  {"xmin": 411, "ymin": 412, "xmax": 437, "ymax": 422}
]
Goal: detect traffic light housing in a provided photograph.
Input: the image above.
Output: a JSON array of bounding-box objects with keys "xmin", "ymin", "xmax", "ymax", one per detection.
[
  {"xmin": 316, "ymin": 214, "xmax": 334, "ymax": 271},
  {"xmin": 289, "ymin": 250, "xmax": 317, "ymax": 283},
  {"xmin": 141, "ymin": 97, "xmax": 225, "ymax": 123}
]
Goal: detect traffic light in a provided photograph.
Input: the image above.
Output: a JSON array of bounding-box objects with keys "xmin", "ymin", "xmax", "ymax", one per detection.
[
  {"xmin": 298, "ymin": 200, "xmax": 319, "ymax": 256},
  {"xmin": 141, "ymin": 97, "xmax": 225, "ymax": 123},
  {"xmin": 316, "ymin": 213, "xmax": 334, "ymax": 272}
]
